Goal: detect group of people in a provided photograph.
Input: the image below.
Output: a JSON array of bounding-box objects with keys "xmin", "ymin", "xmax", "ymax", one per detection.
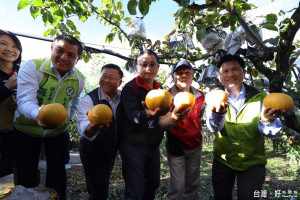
[{"xmin": 0, "ymin": 30, "xmax": 285, "ymax": 200}]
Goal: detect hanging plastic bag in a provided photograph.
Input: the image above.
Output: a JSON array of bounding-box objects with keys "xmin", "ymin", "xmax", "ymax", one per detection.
[
  {"xmin": 127, "ymin": 17, "xmax": 146, "ymax": 39},
  {"xmin": 183, "ymin": 32, "xmax": 195, "ymax": 49},
  {"xmin": 201, "ymin": 30, "xmax": 223, "ymax": 53},
  {"xmin": 198, "ymin": 65, "xmax": 219, "ymax": 88},
  {"xmin": 168, "ymin": 33, "xmax": 178, "ymax": 50},
  {"xmin": 223, "ymin": 26, "xmax": 245, "ymax": 55},
  {"xmin": 168, "ymin": 29, "xmax": 194, "ymax": 50}
]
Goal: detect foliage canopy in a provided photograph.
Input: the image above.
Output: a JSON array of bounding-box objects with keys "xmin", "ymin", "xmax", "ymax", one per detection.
[{"xmin": 17, "ymin": 0, "xmax": 300, "ymax": 149}]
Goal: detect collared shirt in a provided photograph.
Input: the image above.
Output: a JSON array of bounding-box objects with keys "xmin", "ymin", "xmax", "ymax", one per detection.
[
  {"xmin": 206, "ymin": 84, "xmax": 282, "ymax": 138},
  {"xmin": 16, "ymin": 60, "xmax": 79, "ymax": 121},
  {"xmin": 76, "ymin": 87, "xmax": 121, "ymax": 141}
]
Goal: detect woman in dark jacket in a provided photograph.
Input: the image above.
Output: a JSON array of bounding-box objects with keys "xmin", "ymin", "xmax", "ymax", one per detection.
[{"xmin": 0, "ymin": 29, "xmax": 22, "ymax": 177}]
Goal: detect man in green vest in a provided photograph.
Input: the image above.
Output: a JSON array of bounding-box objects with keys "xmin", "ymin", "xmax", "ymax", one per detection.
[
  {"xmin": 206, "ymin": 54, "xmax": 285, "ymax": 200},
  {"xmin": 13, "ymin": 34, "xmax": 85, "ymax": 200}
]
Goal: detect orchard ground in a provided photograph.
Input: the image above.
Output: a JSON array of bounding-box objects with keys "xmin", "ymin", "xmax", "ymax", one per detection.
[
  {"xmin": 62, "ymin": 127, "xmax": 299, "ymax": 200},
  {"xmin": 0, "ymin": 125, "xmax": 298, "ymax": 199}
]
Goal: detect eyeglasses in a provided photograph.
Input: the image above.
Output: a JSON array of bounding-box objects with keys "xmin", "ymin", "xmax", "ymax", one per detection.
[
  {"xmin": 100, "ymin": 74, "xmax": 120, "ymax": 81},
  {"xmin": 138, "ymin": 63, "xmax": 158, "ymax": 68}
]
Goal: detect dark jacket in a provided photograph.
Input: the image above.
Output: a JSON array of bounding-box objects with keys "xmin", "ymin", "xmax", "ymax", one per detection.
[
  {"xmin": 80, "ymin": 88, "xmax": 121, "ymax": 157},
  {"xmin": 119, "ymin": 77, "xmax": 164, "ymax": 148},
  {"xmin": 0, "ymin": 64, "xmax": 19, "ymax": 102}
]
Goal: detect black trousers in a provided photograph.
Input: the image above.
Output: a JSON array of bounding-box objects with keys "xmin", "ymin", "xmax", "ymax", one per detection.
[
  {"xmin": 79, "ymin": 139, "xmax": 116, "ymax": 200},
  {"xmin": 0, "ymin": 130, "xmax": 14, "ymax": 177},
  {"xmin": 13, "ymin": 129, "xmax": 69, "ymax": 200},
  {"xmin": 212, "ymin": 159, "xmax": 266, "ymax": 200},
  {"xmin": 119, "ymin": 141, "xmax": 160, "ymax": 200}
]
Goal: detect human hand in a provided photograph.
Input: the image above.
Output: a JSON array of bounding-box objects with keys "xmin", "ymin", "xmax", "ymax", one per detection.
[
  {"xmin": 37, "ymin": 118, "xmax": 60, "ymax": 130},
  {"xmin": 84, "ymin": 111, "xmax": 110, "ymax": 138},
  {"xmin": 204, "ymin": 101, "xmax": 228, "ymax": 114},
  {"xmin": 171, "ymin": 106, "xmax": 191, "ymax": 121},
  {"xmin": 142, "ymin": 101, "xmax": 170, "ymax": 117},
  {"xmin": 5, "ymin": 72, "xmax": 17, "ymax": 89},
  {"xmin": 261, "ymin": 107, "xmax": 285, "ymax": 123}
]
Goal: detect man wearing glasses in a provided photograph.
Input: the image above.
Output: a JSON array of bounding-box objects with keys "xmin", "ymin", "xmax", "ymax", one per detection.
[
  {"xmin": 76, "ymin": 64, "xmax": 123, "ymax": 200},
  {"xmin": 119, "ymin": 49, "xmax": 189, "ymax": 200}
]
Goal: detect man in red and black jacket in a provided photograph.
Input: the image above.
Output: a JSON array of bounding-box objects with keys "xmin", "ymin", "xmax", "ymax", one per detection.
[
  {"xmin": 166, "ymin": 60, "xmax": 205, "ymax": 200},
  {"xmin": 119, "ymin": 49, "xmax": 190, "ymax": 200}
]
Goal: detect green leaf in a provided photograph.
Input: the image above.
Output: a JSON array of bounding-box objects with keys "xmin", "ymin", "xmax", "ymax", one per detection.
[
  {"xmin": 195, "ymin": 51, "xmax": 202, "ymax": 59},
  {"xmin": 250, "ymin": 24, "xmax": 260, "ymax": 34},
  {"xmin": 127, "ymin": 0, "xmax": 137, "ymax": 15},
  {"xmin": 182, "ymin": 11, "xmax": 191, "ymax": 23},
  {"xmin": 196, "ymin": 28, "xmax": 206, "ymax": 42},
  {"xmin": 229, "ymin": 14, "xmax": 238, "ymax": 31},
  {"xmin": 281, "ymin": 17, "xmax": 290, "ymax": 25},
  {"xmin": 240, "ymin": 3, "xmax": 251, "ymax": 10},
  {"xmin": 48, "ymin": 14, "xmax": 54, "ymax": 24},
  {"xmin": 43, "ymin": 11, "xmax": 54, "ymax": 24},
  {"xmin": 53, "ymin": 9, "xmax": 64, "ymax": 21},
  {"xmin": 80, "ymin": 15, "xmax": 87, "ymax": 22},
  {"xmin": 262, "ymin": 24, "xmax": 278, "ymax": 31},
  {"xmin": 295, "ymin": 82, "xmax": 300, "ymax": 89},
  {"xmin": 116, "ymin": 1, "xmax": 122, "ymax": 10},
  {"xmin": 251, "ymin": 69, "xmax": 258, "ymax": 77},
  {"xmin": 285, "ymin": 76, "xmax": 293, "ymax": 87},
  {"xmin": 102, "ymin": 0, "xmax": 109, "ymax": 5},
  {"xmin": 82, "ymin": 52, "xmax": 90, "ymax": 63},
  {"xmin": 49, "ymin": 29, "xmax": 57, "ymax": 36},
  {"xmin": 146, "ymin": 0, "xmax": 154, "ymax": 4},
  {"xmin": 66, "ymin": 19, "xmax": 76, "ymax": 30},
  {"xmin": 125, "ymin": 61, "xmax": 131, "ymax": 70},
  {"xmin": 30, "ymin": 5, "xmax": 40, "ymax": 19},
  {"xmin": 268, "ymin": 37, "xmax": 279, "ymax": 46},
  {"xmin": 102, "ymin": 9, "xmax": 110, "ymax": 18},
  {"xmin": 42, "ymin": 12, "xmax": 48, "ymax": 23},
  {"xmin": 266, "ymin": 14, "xmax": 277, "ymax": 24},
  {"xmin": 33, "ymin": 0, "xmax": 43, "ymax": 6},
  {"xmin": 229, "ymin": 14, "xmax": 238, "ymax": 27},
  {"xmin": 206, "ymin": 13, "xmax": 218, "ymax": 24},
  {"xmin": 18, "ymin": 0, "xmax": 31, "ymax": 10},
  {"xmin": 50, "ymin": 4, "xmax": 58, "ymax": 12},
  {"xmin": 195, "ymin": 19, "xmax": 203, "ymax": 27},
  {"xmin": 139, "ymin": 0, "xmax": 149, "ymax": 16},
  {"xmin": 44, "ymin": 29, "xmax": 51, "ymax": 37},
  {"xmin": 105, "ymin": 33, "xmax": 116, "ymax": 43},
  {"xmin": 124, "ymin": 17, "xmax": 131, "ymax": 23},
  {"xmin": 118, "ymin": 33, "xmax": 123, "ymax": 43},
  {"xmin": 114, "ymin": 13, "xmax": 122, "ymax": 21}
]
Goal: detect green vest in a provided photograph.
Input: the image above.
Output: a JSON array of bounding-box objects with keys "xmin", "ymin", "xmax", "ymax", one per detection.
[
  {"xmin": 14, "ymin": 58, "xmax": 85, "ymax": 138},
  {"xmin": 213, "ymin": 90, "xmax": 267, "ymax": 171}
]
